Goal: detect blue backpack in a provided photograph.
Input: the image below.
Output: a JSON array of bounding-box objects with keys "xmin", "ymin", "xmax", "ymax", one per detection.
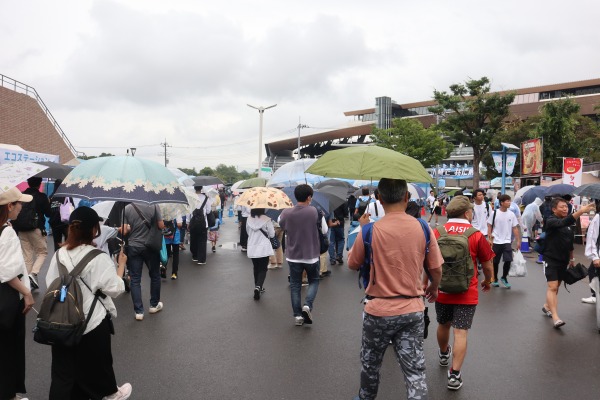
[{"xmin": 358, "ymin": 218, "xmax": 432, "ymax": 289}]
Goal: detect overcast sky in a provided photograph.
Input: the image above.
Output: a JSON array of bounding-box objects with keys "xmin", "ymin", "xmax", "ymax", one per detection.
[{"xmin": 2, "ymin": 0, "xmax": 598, "ymax": 171}]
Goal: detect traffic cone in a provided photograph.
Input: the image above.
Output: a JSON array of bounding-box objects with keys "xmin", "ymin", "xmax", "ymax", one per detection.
[
  {"xmin": 421, "ymin": 206, "xmax": 426, "ymax": 216},
  {"xmin": 520, "ymin": 229, "xmax": 530, "ymax": 253}
]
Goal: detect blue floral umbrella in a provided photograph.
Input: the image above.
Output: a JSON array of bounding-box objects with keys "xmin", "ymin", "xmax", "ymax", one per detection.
[{"xmin": 54, "ymin": 156, "xmax": 187, "ymax": 204}]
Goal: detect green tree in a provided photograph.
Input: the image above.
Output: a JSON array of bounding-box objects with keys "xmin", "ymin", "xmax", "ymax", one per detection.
[
  {"xmin": 198, "ymin": 167, "xmax": 215, "ymax": 176},
  {"xmin": 370, "ymin": 118, "xmax": 452, "ymax": 167},
  {"xmin": 574, "ymin": 115, "xmax": 600, "ymax": 163},
  {"xmin": 214, "ymin": 164, "xmax": 242, "ymax": 184},
  {"xmin": 79, "ymin": 152, "xmax": 114, "ymax": 160},
  {"xmin": 179, "ymin": 167, "xmax": 198, "ymax": 176},
  {"xmin": 535, "ymin": 98, "xmax": 580, "ymax": 172},
  {"xmin": 429, "ymin": 77, "xmax": 515, "ymax": 189}
]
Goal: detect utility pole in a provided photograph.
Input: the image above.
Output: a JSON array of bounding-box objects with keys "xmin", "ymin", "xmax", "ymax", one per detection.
[
  {"xmin": 297, "ymin": 117, "xmax": 308, "ymax": 159},
  {"xmin": 247, "ymin": 103, "xmax": 277, "ymax": 174},
  {"xmin": 160, "ymin": 139, "xmax": 171, "ymax": 167}
]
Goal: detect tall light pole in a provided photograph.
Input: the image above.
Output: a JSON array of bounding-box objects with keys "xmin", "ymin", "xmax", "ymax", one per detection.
[{"xmin": 247, "ymin": 103, "xmax": 277, "ymax": 174}]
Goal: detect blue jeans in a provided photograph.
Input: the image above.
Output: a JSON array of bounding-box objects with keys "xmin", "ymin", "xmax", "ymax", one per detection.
[
  {"xmin": 288, "ymin": 261, "xmax": 320, "ymax": 317},
  {"xmin": 328, "ymin": 226, "xmax": 345, "ymax": 261},
  {"xmin": 126, "ymin": 246, "xmax": 161, "ymax": 314}
]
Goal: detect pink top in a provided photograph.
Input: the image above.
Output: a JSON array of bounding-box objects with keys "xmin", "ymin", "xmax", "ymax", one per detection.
[{"xmin": 348, "ymin": 211, "xmax": 444, "ymax": 317}]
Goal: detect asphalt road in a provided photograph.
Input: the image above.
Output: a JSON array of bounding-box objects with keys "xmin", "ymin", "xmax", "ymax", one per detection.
[{"xmin": 21, "ymin": 213, "xmax": 600, "ymax": 399}]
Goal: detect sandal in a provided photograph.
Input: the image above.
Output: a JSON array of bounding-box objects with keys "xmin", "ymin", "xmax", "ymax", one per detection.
[
  {"xmin": 553, "ymin": 320, "xmax": 565, "ymax": 329},
  {"xmin": 542, "ymin": 307, "xmax": 552, "ymax": 318}
]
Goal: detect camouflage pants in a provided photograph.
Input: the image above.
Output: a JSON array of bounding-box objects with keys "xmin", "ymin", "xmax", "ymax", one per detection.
[{"xmin": 358, "ymin": 312, "xmax": 427, "ymax": 400}]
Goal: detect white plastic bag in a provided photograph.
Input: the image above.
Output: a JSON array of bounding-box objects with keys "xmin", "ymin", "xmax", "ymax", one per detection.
[{"xmin": 509, "ymin": 250, "xmax": 527, "ymax": 277}]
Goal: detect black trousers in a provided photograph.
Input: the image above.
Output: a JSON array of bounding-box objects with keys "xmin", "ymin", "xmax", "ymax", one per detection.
[
  {"xmin": 50, "ymin": 317, "xmax": 118, "ymax": 400},
  {"xmin": 190, "ymin": 225, "xmax": 208, "ymax": 263},
  {"xmin": 251, "ymin": 256, "xmax": 269, "ymax": 288},
  {"xmin": 240, "ymin": 217, "xmax": 248, "ymax": 248},
  {"xmin": 51, "ymin": 223, "xmax": 69, "ymax": 252},
  {"xmin": 0, "ymin": 300, "xmax": 26, "ymax": 400},
  {"xmin": 166, "ymin": 243, "xmax": 180, "ymax": 274}
]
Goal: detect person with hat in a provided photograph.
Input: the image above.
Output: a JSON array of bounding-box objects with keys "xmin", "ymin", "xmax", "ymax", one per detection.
[
  {"xmin": 45, "ymin": 206, "xmax": 132, "ymax": 400},
  {"xmin": 0, "ymin": 187, "xmax": 35, "ymax": 400},
  {"xmin": 429, "ymin": 195, "xmax": 495, "ymax": 391}
]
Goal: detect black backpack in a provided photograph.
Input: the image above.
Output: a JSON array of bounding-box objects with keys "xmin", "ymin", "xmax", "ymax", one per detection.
[
  {"xmin": 12, "ymin": 197, "xmax": 38, "ymax": 231},
  {"xmin": 357, "ymin": 197, "xmax": 370, "ymax": 216},
  {"xmin": 162, "ymin": 220, "xmax": 176, "ymax": 238},
  {"xmin": 33, "ymin": 249, "xmax": 105, "ymax": 347}
]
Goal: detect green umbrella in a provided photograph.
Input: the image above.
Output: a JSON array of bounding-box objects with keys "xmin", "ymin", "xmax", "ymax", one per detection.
[
  {"xmin": 306, "ymin": 146, "xmax": 432, "ymax": 182},
  {"xmin": 238, "ymin": 177, "xmax": 268, "ymax": 189}
]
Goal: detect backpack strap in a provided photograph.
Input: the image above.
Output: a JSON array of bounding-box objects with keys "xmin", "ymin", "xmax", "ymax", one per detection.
[
  {"xmin": 417, "ymin": 218, "xmax": 434, "ymax": 282},
  {"xmin": 69, "ymin": 249, "xmax": 105, "ymax": 278},
  {"xmin": 359, "ymin": 222, "xmax": 374, "ymax": 288},
  {"xmin": 491, "ymin": 209, "xmax": 497, "ymax": 231},
  {"xmin": 463, "ymin": 227, "xmax": 478, "ymax": 238},
  {"xmin": 131, "ymin": 203, "xmax": 151, "ymax": 229}
]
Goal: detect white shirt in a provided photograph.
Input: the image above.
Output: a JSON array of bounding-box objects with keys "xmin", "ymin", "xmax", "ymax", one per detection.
[
  {"xmin": 95, "ymin": 225, "xmax": 119, "ymax": 254},
  {"xmin": 246, "ymin": 215, "xmax": 275, "ymax": 258},
  {"xmin": 487, "ymin": 209, "xmax": 519, "ymax": 244},
  {"xmin": 46, "ymin": 245, "xmax": 125, "ymax": 334},
  {"xmin": 193, "ymin": 193, "xmax": 213, "ymax": 228},
  {"xmin": 0, "ymin": 225, "xmax": 30, "ymax": 297},
  {"xmin": 427, "ymin": 195, "xmax": 435, "ymax": 208},
  {"xmin": 472, "ymin": 202, "xmax": 489, "ymax": 235},
  {"xmin": 585, "ymin": 214, "xmax": 599, "ymax": 262},
  {"xmin": 366, "ymin": 201, "xmax": 385, "ymax": 221}
]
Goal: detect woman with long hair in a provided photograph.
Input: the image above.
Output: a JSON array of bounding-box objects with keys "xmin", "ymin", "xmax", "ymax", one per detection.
[
  {"xmin": 0, "ymin": 187, "xmax": 35, "ymax": 400},
  {"xmin": 45, "ymin": 206, "xmax": 132, "ymax": 400},
  {"xmin": 246, "ymin": 208, "xmax": 275, "ymax": 300}
]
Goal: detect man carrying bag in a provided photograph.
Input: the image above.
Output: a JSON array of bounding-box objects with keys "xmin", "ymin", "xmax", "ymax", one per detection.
[{"xmin": 123, "ymin": 202, "xmax": 165, "ymax": 321}]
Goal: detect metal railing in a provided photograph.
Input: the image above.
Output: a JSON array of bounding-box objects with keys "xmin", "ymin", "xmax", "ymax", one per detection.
[{"xmin": 0, "ymin": 73, "xmax": 84, "ymax": 158}]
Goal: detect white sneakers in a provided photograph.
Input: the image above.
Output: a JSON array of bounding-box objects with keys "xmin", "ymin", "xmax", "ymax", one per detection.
[
  {"xmin": 149, "ymin": 302, "xmax": 164, "ymax": 314},
  {"xmin": 582, "ymin": 296, "xmax": 597, "ymax": 304},
  {"xmin": 103, "ymin": 383, "xmax": 132, "ymax": 400},
  {"xmin": 295, "ymin": 316, "xmax": 304, "ymax": 326},
  {"xmin": 135, "ymin": 314, "xmax": 143, "ymax": 321}
]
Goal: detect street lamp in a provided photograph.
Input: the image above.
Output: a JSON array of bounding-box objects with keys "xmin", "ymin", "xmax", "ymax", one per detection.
[{"xmin": 247, "ymin": 103, "xmax": 277, "ymax": 174}]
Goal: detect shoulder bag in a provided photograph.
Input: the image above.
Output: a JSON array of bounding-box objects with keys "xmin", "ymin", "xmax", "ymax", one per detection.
[
  {"xmin": 132, "ymin": 204, "xmax": 163, "ymax": 252},
  {"xmin": 260, "ymin": 228, "xmax": 280, "ymax": 249}
]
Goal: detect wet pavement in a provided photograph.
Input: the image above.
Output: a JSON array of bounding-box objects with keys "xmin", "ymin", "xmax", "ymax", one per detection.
[{"xmin": 21, "ymin": 213, "xmax": 600, "ymax": 399}]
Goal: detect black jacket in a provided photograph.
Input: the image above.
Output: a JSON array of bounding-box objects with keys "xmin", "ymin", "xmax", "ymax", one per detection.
[
  {"xmin": 542, "ymin": 214, "xmax": 575, "ymax": 266},
  {"xmin": 24, "ymin": 187, "xmax": 52, "ymax": 231}
]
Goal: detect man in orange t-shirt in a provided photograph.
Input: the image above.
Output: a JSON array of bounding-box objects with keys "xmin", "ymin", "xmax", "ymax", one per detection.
[
  {"xmin": 348, "ymin": 178, "xmax": 444, "ymax": 400},
  {"xmin": 428, "ymin": 196, "xmax": 494, "ymax": 391}
]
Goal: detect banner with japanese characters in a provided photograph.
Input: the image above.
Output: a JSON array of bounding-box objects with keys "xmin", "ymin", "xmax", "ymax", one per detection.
[
  {"xmin": 0, "ymin": 147, "xmax": 59, "ymax": 164},
  {"xmin": 562, "ymin": 158, "xmax": 583, "ymax": 187}
]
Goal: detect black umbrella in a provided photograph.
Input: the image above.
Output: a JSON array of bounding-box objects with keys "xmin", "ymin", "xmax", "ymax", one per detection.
[
  {"xmin": 574, "ymin": 183, "xmax": 600, "ymax": 199},
  {"xmin": 354, "ymin": 185, "xmax": 377, "ymax": 197},
  {"xmin": 33, "ymin": 161, "xmax": 73, "ymax": 180},
  {"xmin": 192, "ymin": 176, "xmax": 224, "ymax": 186},
  {"xmin": 315, "ymin": 185, "xmax": 348, "ymax": 212},
  {"xmin": 313, "ymin": 179, "xmax": 356, "ymax": 194},
  {"xmin": 522, "ymin": 186, "xmax": 549, "ymax": 206},
  {"xmin": 546, "ymin": 184, "xmax": 577, "ymax": 196}
]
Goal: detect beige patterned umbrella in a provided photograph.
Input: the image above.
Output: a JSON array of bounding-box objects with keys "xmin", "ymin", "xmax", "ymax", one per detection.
[{"xmin": 234, "ymin": 187, "xmax": 294, "ymax": 210}]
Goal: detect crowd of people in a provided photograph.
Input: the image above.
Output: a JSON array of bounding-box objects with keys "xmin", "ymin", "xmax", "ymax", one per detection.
[{"xmin": 1, "ymin": 175, "xmax": 599, "ymax": 400}]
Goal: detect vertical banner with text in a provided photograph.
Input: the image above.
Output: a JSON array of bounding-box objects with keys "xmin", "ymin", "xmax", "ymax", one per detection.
[{"xmin": 562, "ymin": 158, "xmax": 583, "ymax": 187}]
